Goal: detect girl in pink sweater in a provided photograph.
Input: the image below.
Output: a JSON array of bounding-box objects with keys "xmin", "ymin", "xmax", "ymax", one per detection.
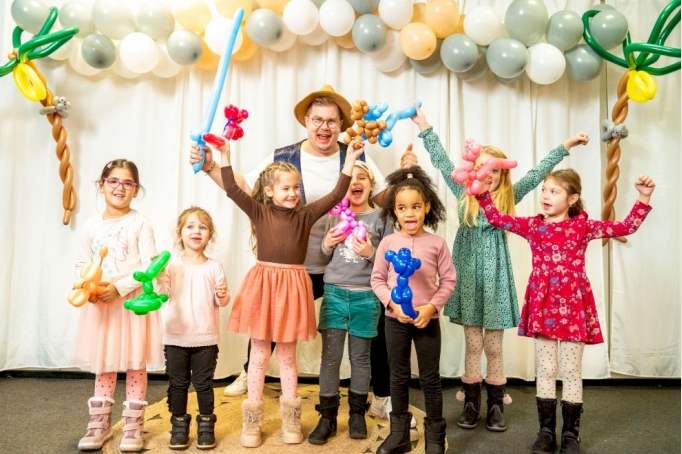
[
  {"xmin": 161, "ymin": 207, "xmax": 230, "ymax": 450},
  {"xmin": 371, "ymin": 166, "xmax": 456, "ymax": 454}
]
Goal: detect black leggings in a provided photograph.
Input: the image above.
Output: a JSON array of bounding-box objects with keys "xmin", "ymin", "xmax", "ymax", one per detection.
[{"xmin": 165, "ymin": 345, "xmax": 218, "ymax": 416}]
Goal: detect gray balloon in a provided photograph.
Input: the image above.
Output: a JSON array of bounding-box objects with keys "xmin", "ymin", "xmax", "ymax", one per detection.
[
  {"xmin": 246, "ymin": 8, "xmax": 284, "ymax": 48},
  {"xmin": 456, "ymin": 47, "xmax": 489, "ymax": 82},
  {"xmin": 347, "ymin": 0, "xmax": 379, "ymax": 15},
  {"xmin": 441, "ymin": 34, "xmax": 478, "ymax": 73},
  {"xmin": 167, "ymin": 30, "xmax": 204, "ymax": 66},
  {"xmin": 352, "ymin": 14, "xmax": 387, "ymax": 53},
  {"xmin": 546, "ymin": 10, "xmax": 583, "ymax": 52},
  {"xmin": 310, "ymin": 0, "xmax": 325, "ymax": 6},
  {"xmin": 590, "ymin": 10, "xmax": 629, "ymax": 50},
  {"xmin": 59, "ymin": 1, "xmax": 96, "ymax": 38},
  {"xmin": 504, "ymin": 0, "xmax": 548, "ymax": 47},
  {"xmin": 81, "ymin": 33, "xmax": 115, "ymax": 69},
  {"xmin": 487, "ymin": 38, "xmax": 528, "ymax": 79},
  {"xmin": 565, "ymin": 44, "xmax": 603, "ymax": 81},
  {"xmin": 410, "ymin": 39, "xmax": 443, "ymax": 74},
  {"xmin": 137, "ymin": 1, "xmax": 175, "ymax": 41},
  {"xmin": 11, "ymin": 0, "xmax": 50, "ymax": 34}
]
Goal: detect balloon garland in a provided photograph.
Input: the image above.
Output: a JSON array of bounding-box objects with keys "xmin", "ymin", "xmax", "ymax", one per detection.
[
  {"xmin": 1, "ymin": 6, "xmax": 79, "ymax": 225},
  {"xmin": 582, "ymin": 1, "xmax": 680, "ymax": 245}
]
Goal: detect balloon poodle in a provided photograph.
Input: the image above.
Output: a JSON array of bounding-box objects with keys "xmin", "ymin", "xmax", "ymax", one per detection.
[
  {"xmin": 203, "ymin": 104, "xmax": 249, "ymax": 148},
  {"xmin": 124, "ymin": 251, "xmax": 171, "ymax": 316},
  {"xmin": 329, "ymin": 196, "xmax": 368, "ymax": 249},
  {"xmin": 68, "ymin": 246, "xmax": 109, "ymax": 307},
  {"xmin": 450, "ymin": 138, "xmax": 517, "ymax": 196},
  {"xmin": 385, "ymin": 248, "xmax": 421, "ymax": 319}
]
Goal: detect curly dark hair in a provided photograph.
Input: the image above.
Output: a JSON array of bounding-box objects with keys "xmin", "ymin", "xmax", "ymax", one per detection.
[{"xmin": 380, "ymin": 166, "xmax": 446, "ymax": 231}]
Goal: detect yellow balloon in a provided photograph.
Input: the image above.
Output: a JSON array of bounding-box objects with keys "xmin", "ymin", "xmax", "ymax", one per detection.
[
  {"xmin": 454, "ymin": 14, "xmax": 466, "ymax": 34},
  {"xmin": 175, "ymin": 0, "xmax": 212, "ymax": 32},
  {"xmin": 411, "ymin": 3, "xmax": 426, "ymax": 23},
  {"xmin": 13, "ymin": 63, "xmax": 46, "ymax": 102},
  {"xmin": 255, "ymin": 0, "xmax": 287, "ymax": 15},
  {"xmin": 215, "ymin": 0, "xmax": 252, "ymax": 23},
  {"xmin": 196, "ymin": 39, "xmax": 220, "ymax": 70},
  {"xmin": 399, "ymin": 22, "xmax": 437, "ymax": 60},
  {"xmin": 627, "ymin": 70, "xmax": 656, "ymax": 103},
  {"xmin": 232, "ymin": 32, "xmax": 259, "ymax": 61},
  {"xmin": 424, "ymin": 0, "xmax": 460, "ymax": 39},
  {"xmin": 335, "ymin": 30, "xmax": 356, "ymax": 50}
]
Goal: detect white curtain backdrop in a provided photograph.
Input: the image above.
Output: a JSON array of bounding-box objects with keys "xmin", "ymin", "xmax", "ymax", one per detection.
[{"xmin": 0, "ymin": 0, "xmax": 679, "ymax": 381}]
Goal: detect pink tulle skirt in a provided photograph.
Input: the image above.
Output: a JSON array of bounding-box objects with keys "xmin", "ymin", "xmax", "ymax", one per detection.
[{"xmin": 227, "ymin": 261, "xmax": 317, "ymax": 343}]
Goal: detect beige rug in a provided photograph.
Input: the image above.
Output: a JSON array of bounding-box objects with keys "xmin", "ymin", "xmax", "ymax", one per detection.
[{"xmin": 103, "ymin": 383, "xmax": 434, "ymax": 453}]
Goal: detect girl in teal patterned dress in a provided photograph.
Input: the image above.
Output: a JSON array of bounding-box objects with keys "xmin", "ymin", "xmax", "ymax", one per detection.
[{"xmin": 410, "ymin": 106, "xmax": 588, "ymax": 432}]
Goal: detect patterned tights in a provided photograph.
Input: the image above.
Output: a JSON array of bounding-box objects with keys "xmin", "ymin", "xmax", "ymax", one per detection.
[
  {"xmin": 247, "ymin": 339, "xmax": 298, "ymax": 401},
  {"xmin": 535, "ymin": 336, "xmax": 585, "ymax": 403},
  {"xmin": 462, "ymin": 326, "xmax": 505, "ymax": 385},
  {"xmin": 94, "ymin": 369, "xmax": 147, "ymax": 401}
]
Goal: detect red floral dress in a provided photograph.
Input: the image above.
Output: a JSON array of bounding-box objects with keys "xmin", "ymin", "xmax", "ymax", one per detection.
[{"xmin": 477, "ymin": 192, "xmax": 652, "ymax": 344}]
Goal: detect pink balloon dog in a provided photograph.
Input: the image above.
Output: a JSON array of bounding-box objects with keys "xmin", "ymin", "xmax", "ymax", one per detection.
[
  {"xmin": 450, "ymin": 138, "xmax": 518, "ymax": 195},
  {"xmin": 329, "ymin": 196, "xmax": 368, "ymax": 249},
  {"xmin": 202, "ymin": 104, "xmax": 249, "ymax": 148}
]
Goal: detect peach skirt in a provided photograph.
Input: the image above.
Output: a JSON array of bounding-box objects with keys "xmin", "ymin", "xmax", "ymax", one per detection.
[
  {"xmin": 227, "ymin": 261, "xmax": 317, "ymax": 343},
  {"xmin": 72, "ymin": 287, "xmax": 164, "ymax": 374}
]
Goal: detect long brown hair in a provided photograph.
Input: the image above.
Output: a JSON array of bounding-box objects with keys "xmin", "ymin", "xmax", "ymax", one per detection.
[
  {"xmin": 249, "ymin": 162, "xmax": 301, "ymax": 254},
  {"xmin": 546, "ymin": 169, "xmax": 585, "ymax": 218},
  {"xmin": 174, "ymin": 206, "xmax": 217, "ymax": 251},
  {"xmin": 461, "ymin": 146, "xmax": 515, "ymax": 227}
]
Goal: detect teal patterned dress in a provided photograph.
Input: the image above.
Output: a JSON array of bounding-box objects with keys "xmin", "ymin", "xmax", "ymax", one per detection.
[{"xmin": 419, "ymin": 127, "xmax": 569, "ymax": 329}]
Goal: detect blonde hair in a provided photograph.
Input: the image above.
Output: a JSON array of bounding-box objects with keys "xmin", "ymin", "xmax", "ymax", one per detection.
[
  {"xmin": 352, "ymin": 161, "xmax": 376, "ymax": 207},
  {"xmin": 249, "ymin": 162, "xmax": 301, "ymax": 254},
  {"xmin": 545, "ymin": 169, "xmax": 585, "ymax": 218},
  {"xmin": 174, "ymin": 206, "xmax": 217, "ymax": 251},
  {"xmin": 461, "ymin": 146, "xmax": 516, "ymax": 227}
]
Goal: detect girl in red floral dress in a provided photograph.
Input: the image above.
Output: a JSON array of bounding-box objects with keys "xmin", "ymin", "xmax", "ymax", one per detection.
[{"xmin": 476, "ymin": 169, "xmax": 655, "ymax": 454}]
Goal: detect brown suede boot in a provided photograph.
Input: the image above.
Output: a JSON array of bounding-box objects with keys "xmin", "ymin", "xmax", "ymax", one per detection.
[
  {"xmin": 119, "ymin": 400, "xmax": 148, "ymax": 452},
  {"xmin": 280, "ymin": 396, "xmax": 304, "ymax": 444},
  {"xmin": 77, "ymin": 397, "xmax": 115, "ymax": 451},
  {"xmin": 240, "ymin": 400, "xmax": 264, "ymax": 448}
]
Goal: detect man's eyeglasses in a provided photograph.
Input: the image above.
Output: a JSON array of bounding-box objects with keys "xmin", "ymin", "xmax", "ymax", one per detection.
[
  {"xmin": 103, "ymin": 178, "xmax": 138, "ymax": 190},
  {"xmin": 308, "ymin": 116, "xmax": 339, "ymax": 129}
]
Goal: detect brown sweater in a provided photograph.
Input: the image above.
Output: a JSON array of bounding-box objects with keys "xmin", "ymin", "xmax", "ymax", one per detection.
[{"xmin": 222, "ymin": 166, "xmax": 351, "ymax": 264}]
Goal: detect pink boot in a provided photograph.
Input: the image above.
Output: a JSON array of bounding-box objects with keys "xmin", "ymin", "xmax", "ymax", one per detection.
[
  {"xmin": 119, "ymin": 400, "xmax": 148, "ymax": 452},
  {"xmin": 78, "ymin": 397, "xmax": 115, "ymax": 451}
]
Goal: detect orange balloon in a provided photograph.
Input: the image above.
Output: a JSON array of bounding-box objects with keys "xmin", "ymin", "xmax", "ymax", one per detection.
[
  {"xmin": 454, "ymin": 14, "xmax": 466, "ymax": 34},
  {"xmin": 196, "ymin": 40, "xmax": 220, "ymax": 70},
  {"xmin": 68, "ymin": 289, "xmax": 88, "ymax": 307},
  {"xmin": 232, "ymin": 32, "xmax": 259, "ymax": 61},
  {"xmin": 335, "ymin": 30, "xmax": 356, "ymax": 49},
  {"xmin": 215, "ymin": 0, "xmax": 252, "ymax": 23},
  {"xmin": 424, "ymin": 0, "xmax": 460, "ymax": 39},
  {"xmin": 399, "ymin": 22, "xmax": 437, "ymax": 60},
  {"xmin": 255, "ymin": 0, "xmax": 287, "ymax": 15},
  {"xmin": 411, "ymin": 3, "xmax": 426, "ymax": 23}
]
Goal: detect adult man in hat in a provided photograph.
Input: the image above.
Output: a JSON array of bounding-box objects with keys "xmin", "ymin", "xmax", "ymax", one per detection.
[{"xmin": 191, "ymin": 85, "xmax": 416, "ymax": 403}]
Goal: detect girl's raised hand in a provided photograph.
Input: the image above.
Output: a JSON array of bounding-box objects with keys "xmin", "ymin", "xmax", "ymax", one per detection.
[
  {"xmin": 215, "ymin": 280, "xmax": 228, "ymax": 299},
  {"xmin": 412, "ymin": 303, "xmax": 436, "ymax": 329},
  {"xmin": 563, "ymin": 132, "xmax": 589, "ymax": 151},
  {"xmin": 410, "ymin": 105, "xmax": 430, "ymax": 132},
  {"xmin": 635, "ymin": 174, "xmax": 655, "ymax": 200},
  {"xmin": 400, "ymin": 143, "xmax": 418, "ymax": 169},
  {"xmin": 342, "ymin": 139, "xmax": 365, "ymax": 175},
  {"xmin": 190, "ymin": 143, "xmax": 214, "ymax": 172}
]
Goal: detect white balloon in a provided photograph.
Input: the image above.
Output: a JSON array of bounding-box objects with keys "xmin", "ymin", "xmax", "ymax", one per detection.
[
  {"xmin": 153, "ymin": 41, "xmax": 182, "ymax": 78},
  {"xmin": 268, "ymin": 25, "xmax": 298, "ymax": 52},
  {"xmin": 378, "ymin": 0, "xmax": 413, "ymax": 30},
  {"xmin": 68, "ymin": 39, "xmax": 102, "ymax": 76},
  {"xmin": 119, "ymin": 32, "xmax": 159, "ymax": 74},
  {"xmin": 526, "ymin": 42, "xmax": 566, "ymax": 85},
  {"xmin": 319, "ymin": 0, "xmax": 355, "ymax": 37},
  {"xmin": 49, "ymin": 36, "xmax": 75, "ymax": 61},
  {"xmin": 204, "ymin": 17, "xmax": 243, "ymax": 55},
  {"xmin": 114, "ymin": 42, "xmax": 139, "ymax": 78},
  {"xmin": 91, "ymin": 0, "xmax": 136, "ymax": 40},
  {"xmin": 371, "ymin": 30, "xmax": 406, "ymax": 73},
  {"xmin": 283, "ymin": 0, "xmax": 319, "ymax": 35},
  {"xmin": 299, "ymin": 22, "xmax": 328, "ymax": 46},
  {"xmin": 464, "ymin": 6, "xmax": 503, "ymax": 46}
]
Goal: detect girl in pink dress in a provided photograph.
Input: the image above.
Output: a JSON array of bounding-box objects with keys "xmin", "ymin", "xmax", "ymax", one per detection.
[
  {"xmin": 476, "ymin": 170, "xmax": 655, "ymax": 454},
  {"xmin": 73, "ymin": 159, "xmax": 163, "ymax": 452}
]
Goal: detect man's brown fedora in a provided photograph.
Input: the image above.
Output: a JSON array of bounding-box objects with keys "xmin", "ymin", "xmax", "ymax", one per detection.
[{"xmin": 293, "ymin": 84, "xmax": 353, "ymax": 131}]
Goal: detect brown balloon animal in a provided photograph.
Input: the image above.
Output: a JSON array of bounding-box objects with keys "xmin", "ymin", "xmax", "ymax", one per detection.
[
  {"xmin": 343, "ymin": 100, "xmax": 388, "ymax": 149},
  {"xmin": 24, "ymin": 58, "xmax": 77, "ymax": 225},
  {"xmin": 601, "ymin": 70, "xmax": 630, "ymax": 246}
]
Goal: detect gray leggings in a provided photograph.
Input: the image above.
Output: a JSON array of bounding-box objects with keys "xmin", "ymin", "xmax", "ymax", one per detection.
[{"xmin": 319, "ymin": 328, "xmax": 371, "ymax": 396}]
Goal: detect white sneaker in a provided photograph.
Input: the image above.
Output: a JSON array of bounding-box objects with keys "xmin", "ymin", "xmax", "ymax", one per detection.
[
  {"xmin": 370, "ymin": 395, "xmax": 417, "ymax": 428},
  {"xmin": 224, "ymin": 370, "xmax": 248, "ymax": 396}
]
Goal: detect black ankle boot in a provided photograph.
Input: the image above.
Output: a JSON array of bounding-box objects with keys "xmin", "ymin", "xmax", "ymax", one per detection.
[
  {"xmin": 424, "ymin": 417, "xmax": 446, "ymax": 454},
  {"xmin": 348, "ymin": 391, "xmax": 369, "ymax": 439},
  {"xmin": 560, "ymin": 401, "xmax": 583, "ymax": 454},
  {"xmin": 457, "ymin": 382, "xmax": 482, "ymax": 429},
  {"xmin": 169, "ymin": 414, "xmax": 191, "ymax": 450},
  {"xmin": 196, "ymin": 414, "xmax": 217, "ymax": 450},
  {"xmin": 531, "ymin": 397, "xmax": 557, "ymax": 454},
  {"xmin": 485, "ymin": 382, "xmax": 507, "ymax": 432},
  {"xmin": 307, "ymin": 394, "xmax": 339, "ymax": 445},
  {"xmin": 377, "ymin": 412, "xmax": 413, "ymax": 454}
]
